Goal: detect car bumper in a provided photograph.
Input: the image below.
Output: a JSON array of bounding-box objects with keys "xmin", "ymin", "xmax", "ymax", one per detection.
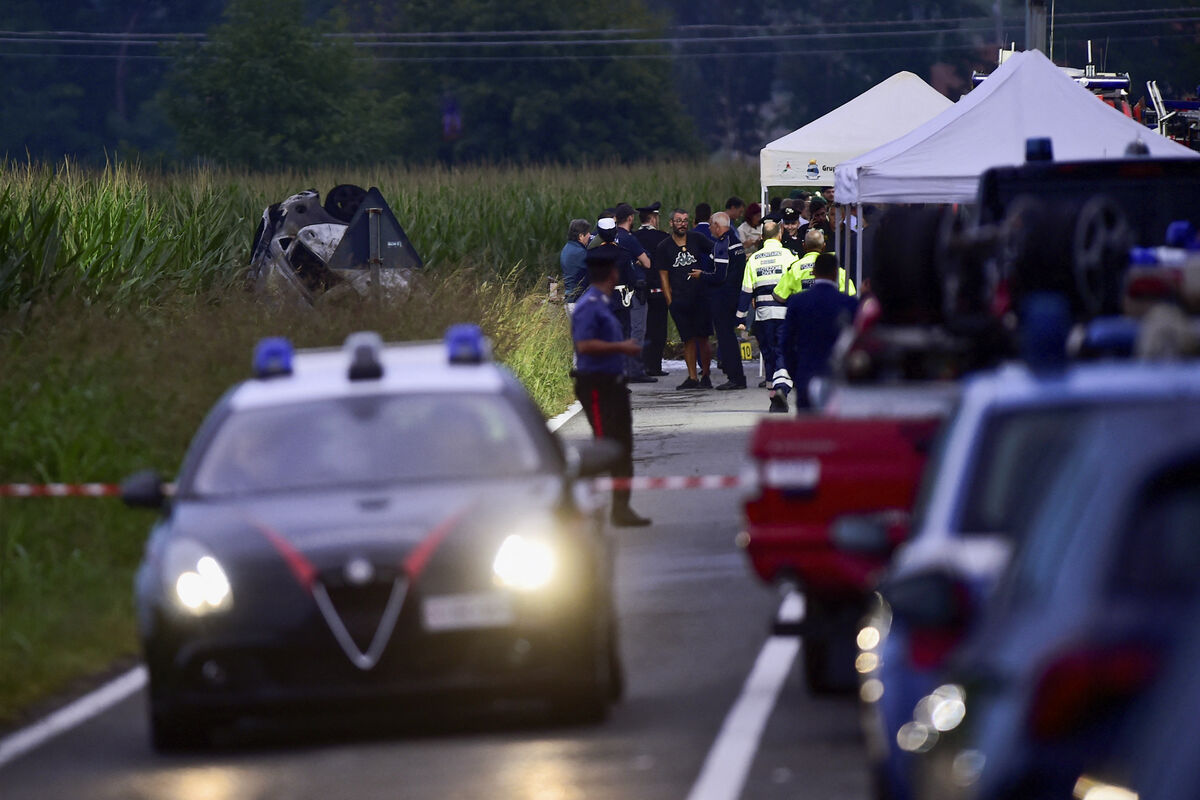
[{"xmin": 145, "ymin": 598, "xmax": 604, "ymax": 716}]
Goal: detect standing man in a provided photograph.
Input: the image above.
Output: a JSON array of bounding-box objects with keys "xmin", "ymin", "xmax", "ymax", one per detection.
[
  {"xmin": 633, "ymin": 202, "xmax": 670, "ymax": 377},
  {"xmin": 724, "ymin": 196, "xmax": 746, "ymax": 231},
  {"xmin": 706, "ymin": 211, "xmax": 747, "ymax": 390},
  {"xmin": 778, "ymin": 253, "xmax": 858, "ymax": 411},
  {"xmin": 693, "ymin": 202, "xmax": 713, "ymax": 240},
  {"xmin": 655, "ymin": 208, "xmax": 715, "ymax": 390},
  {"xmin": 560, "ymin": 218, "xmax": 591, "ymax": 314},
  {"xmin": 737, "ymin": 220, "xmax": 797, "ymax": 411},
  {"xmin": 572, "ymin": 246, "xmax": 652, "ymax": 527},
  {"xmin": 612, "ymin": 203, "xmax": 656, "ymax": 384},
  {"xmin": 774, "ymin": 229, "xmax": 856, "ymax": 301},
  {"xmin": 808, "ymin": 196, "xmax": 835, "ymax": 244}
]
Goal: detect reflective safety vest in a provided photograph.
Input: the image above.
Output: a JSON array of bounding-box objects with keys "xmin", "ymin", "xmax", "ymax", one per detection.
[
  {"xmin": 737, "ymin": 238, "xmax": 797, "ymax": 322},
  {"xmin": 774, "ymin": 251, "xmax": 857, "ymax": 300}
]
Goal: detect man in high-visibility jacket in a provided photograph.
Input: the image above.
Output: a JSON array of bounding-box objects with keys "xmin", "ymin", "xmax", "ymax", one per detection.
[
  {"xmin": 773, "ymin": 228, "xmax": 857, "ymax": 302},
  {"xmin": 737, "ymin": 220, "xmax": 796, "ymax": 412}
]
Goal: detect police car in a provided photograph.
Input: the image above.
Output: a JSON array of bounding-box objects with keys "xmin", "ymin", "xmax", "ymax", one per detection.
[{"xmin": 122, "ymin": 326, "xmax": 623, "ymax": 750}]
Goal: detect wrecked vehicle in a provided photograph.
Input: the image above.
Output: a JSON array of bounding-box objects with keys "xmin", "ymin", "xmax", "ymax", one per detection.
[{"xmin": 249, "ymin": 184, "xmax": 424, "ymax": 305}]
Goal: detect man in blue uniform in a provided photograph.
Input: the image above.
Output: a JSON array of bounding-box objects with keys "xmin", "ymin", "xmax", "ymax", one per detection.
[
  {"xmin": 572, "ymin": 246, "xmax": 652, "ymax": 527},
  {"xmin": 706, "ymin": 211, "xmax": 748, "ymax": 390},
  {"xmin": 777, "ymin": 253, "xmax": 858, "ymax": 412},
  {"xmin": 612, "ymin": 203, "xmax": 656, "ymax": 384},
  {"xmin": 633, "ymin": 202, "xmax": 670, "ymax": 377}
]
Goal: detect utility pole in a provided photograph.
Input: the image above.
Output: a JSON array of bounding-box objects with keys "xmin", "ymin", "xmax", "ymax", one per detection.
[{"xmin": 1025, "ymin": 0, "xmax": 1048, "ymax": 53}]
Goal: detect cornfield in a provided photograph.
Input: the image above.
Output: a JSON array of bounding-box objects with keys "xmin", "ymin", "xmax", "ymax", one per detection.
[{"xmin": 0, "ymin": 158, "xmax": 759, "ymax": 311}]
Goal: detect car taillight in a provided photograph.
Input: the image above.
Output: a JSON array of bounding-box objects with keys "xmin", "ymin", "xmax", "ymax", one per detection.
[{"xmin": 1027, "ymin": 644, "xmax": 1159, "ymax": 741}]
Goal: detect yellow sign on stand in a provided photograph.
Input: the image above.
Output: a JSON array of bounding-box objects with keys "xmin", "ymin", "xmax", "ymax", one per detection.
[{"xmin": 739, "ymin": 342, "xmax": 753, "ymax": 361}]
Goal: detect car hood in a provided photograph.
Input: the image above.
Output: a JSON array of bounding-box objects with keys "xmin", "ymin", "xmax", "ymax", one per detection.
[{"xmin": 162, "ymin": 476, "xmax": 566, "ymax": 572}]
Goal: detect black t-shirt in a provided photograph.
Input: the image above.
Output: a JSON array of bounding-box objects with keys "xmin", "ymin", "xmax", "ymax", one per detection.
[
  {"xmin": 654, "ymin": 232, "xmax": 713, "ymax": 305},
  {"xmin": 633, "ymin": 226, "xmax": 669, "ymax": 289}
]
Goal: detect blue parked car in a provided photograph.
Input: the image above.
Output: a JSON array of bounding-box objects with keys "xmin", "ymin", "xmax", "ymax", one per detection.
[
  {"xmin": 843, "ymin": 361, "xmax": 1200, "ymax": 800},
  {"xmin": 907, "ymin": 403, "xmax": 1200, "ymax": 800}
]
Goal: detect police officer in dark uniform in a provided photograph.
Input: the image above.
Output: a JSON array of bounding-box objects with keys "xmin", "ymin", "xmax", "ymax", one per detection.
[
  {"xmin": 633, "ymin": 201, "xmax": 670, "ymax": 376},
  {"xmin": 572, "ymin": 245, "xmax": 652, "ymax": 527}
]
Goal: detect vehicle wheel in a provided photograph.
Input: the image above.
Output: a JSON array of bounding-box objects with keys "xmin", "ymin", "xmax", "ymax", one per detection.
[
  {"xmin": 607, "ymin": 612, "xmax": 625, "ymax": 703},
  {"xmin": 549, "ymin": 624, "xmax": 614, "ymax": 724},
  {"xmin": 802, "ymin": 617, "xmax": 859, "ymax": 695},
  {"xmin": 323, "ymin": 184, "xmax": 367, "ymax": 223},
  {"xmin": 149, "ymin": 706, "xmax": 213, "ymax": 753}
]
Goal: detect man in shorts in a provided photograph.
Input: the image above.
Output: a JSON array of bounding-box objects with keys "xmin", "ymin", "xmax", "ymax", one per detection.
[{"xmin": 655, "ymin": 208, "xmax": 715, "ymax": 390}]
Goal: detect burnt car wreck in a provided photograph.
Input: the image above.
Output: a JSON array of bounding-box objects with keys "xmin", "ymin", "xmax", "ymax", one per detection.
[{"xmin": 249, "ymin": 184, "xmax": 424, "ymax": 306}]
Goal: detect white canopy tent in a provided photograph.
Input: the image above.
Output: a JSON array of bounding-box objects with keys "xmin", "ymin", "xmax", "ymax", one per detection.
[
  {"xmin": 758, "ymin": 71, "xmax": 952, "ymax": 272},
  {"xmin": 835, "ymin": 48, "xmax": 1199, "ymax": 284},
  {"xmin": 759, "ymin": 71, "xmax": 952, "ymax": 196},
  {"xmin": 835, "ymin": 49, "xmax": 1198, "ymax": 206}
]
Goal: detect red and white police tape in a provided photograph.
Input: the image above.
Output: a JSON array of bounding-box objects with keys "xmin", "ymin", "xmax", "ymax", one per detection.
[
  {"xmin": 0, "ymin": 476, "xmax": 744, "ymax": 497},
  {"xmin": 592, "ymin": 475, "xmax": 742, "ymax": 492},
  {"xmin": 0, "ymin": 483, "xmax": 123, "ymax": 497}
]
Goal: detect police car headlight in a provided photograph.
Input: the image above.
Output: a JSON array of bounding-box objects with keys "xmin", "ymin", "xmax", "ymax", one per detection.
[
  {"xmin": 162, "ymin": 539, "xmax": 232, "ymax": 614},
  {"xmin": 492, "ymin": 534, "xmax": 556, "ymax": 592}
]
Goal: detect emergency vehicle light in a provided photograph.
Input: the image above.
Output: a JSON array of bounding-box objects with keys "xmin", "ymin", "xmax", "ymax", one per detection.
[
  {"xmin": 253, "ymin": 337, "xmax": 294, "ymax": 379},
  {"xmin": 344, "ymin": 331, "xmax": 384, "ymax": 381},
  {"xmin": 446, "ymin": 324, "xmax": 490, "ymax": 364}
]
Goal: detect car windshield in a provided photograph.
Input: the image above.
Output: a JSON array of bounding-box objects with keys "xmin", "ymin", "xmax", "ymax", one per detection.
[
  {"xmin": 955, "ymin": 405, "xmax": 1115, "ymax": 537},
  {"xmin": 190, "ymin": 392, "xmax": 546, "ymax": 496}
]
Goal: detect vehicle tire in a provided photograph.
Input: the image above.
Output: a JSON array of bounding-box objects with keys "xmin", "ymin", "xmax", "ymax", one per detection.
[
  {"xmin": 549, "ymin": 620, "xmax": 614, "ymax": 724},
  {"xmin": 802, "ymin": 604, "xmax": 860, "ymax": 695},
  {"xmin": 1072, "ymin": 195, "xmax": 1131, "ymax": 318},
  {"xmin": 323, "ymin": 184, "xmax": 368, "ymax": 223},
  {"xmin": 149, "ymin": 706, "xmax": 213, "ymax": 753}
]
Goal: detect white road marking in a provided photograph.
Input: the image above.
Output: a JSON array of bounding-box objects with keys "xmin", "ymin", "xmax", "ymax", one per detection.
[
  {"xmin": 0, "ymin": 666, "xmax": 146, "ymax": 770},
  {"xmin": 547, "ymin": 401, "xmax": 582, "ymax": 432},
  {"xmin": 686, "ymin": 591, "xmax": 804, "ymax": 800}
]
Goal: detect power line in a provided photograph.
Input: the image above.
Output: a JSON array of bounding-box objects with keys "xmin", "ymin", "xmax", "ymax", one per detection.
[
  {"xmin": 0, "ymin": 11, "xmax": 1196, "ymax": 50},
  {"xmin": 3, "ymin": 8, "xmax": 1196, "ymax": 40},
  {"xmin": 4, "ymin": 30, "xmax": 1199, "ymax": 64}
]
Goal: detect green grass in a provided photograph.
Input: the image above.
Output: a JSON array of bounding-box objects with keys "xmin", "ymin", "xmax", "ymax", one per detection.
[{"xmin": 0, "ymin": 158, "xmax": 757, "ymax": 724}]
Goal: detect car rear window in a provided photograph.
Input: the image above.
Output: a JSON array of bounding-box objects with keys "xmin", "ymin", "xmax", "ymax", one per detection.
[
  {"xmin": 956, "ymin": 406, "xmax": 1093, "ymax": 537},
  {"xmin": 1112, "ymin": 462, "xmax": 1200, "ymax": 597},
  {"xmin": 191, "ymin": 392, "xmax": 547, "ymax": 496}
]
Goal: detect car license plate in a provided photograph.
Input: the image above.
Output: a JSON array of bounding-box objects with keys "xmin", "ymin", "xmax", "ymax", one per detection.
[
  {"xmin": 763, "ymin": 458, "xmax": 821, "ymax": 490},
  {"xmin": 422, "ymin": 592, "xmax": 515, "ymax": 632}
]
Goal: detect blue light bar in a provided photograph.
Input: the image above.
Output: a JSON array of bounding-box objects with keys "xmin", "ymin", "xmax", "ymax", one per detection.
[
  {"xmin": 1084, "ymin": 317, "xmax": 1139, "ymax": 357},
  {"xmin": 1021, "ymin": 293, "xmax": 1070, "ymax": 373},
  {"xmin": 253, "ymin": 337, "xmax": 294, "ymax": 379},
  {"xmin": 446, "ymin": 324, "xmax": 489, "ymax": 365}
]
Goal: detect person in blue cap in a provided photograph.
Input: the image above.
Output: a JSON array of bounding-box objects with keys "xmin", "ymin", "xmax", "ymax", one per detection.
[{"xmin": 572, "ymin": 245, "xmax": 652, "ymax": 527}]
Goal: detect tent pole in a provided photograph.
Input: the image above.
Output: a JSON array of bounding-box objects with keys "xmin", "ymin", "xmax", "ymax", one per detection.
[
  {"xmin": 856, "ymin": 203, "xmax": 864, "ymax": 289},
  {"xmin": 836, "ymin": 207, "xmax": 844, "ymax": 270}
]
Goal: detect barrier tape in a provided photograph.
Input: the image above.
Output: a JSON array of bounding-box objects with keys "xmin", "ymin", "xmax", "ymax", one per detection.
[
  {"xmin": 593, "ymin": 475, "xmax": 742, "ymax": 492},
  {"xmin": 0, "ymin": 476, "xmax": 744, "ymax": 497},
  {"xmin": 0, "ymin": 483, "xmax": 122, "ymax": 497}
]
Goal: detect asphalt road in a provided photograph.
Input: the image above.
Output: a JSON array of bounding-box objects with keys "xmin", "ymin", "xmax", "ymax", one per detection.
[{"xmin": 0, "ymin": 368, "xmax": 869, "ymax": 800}]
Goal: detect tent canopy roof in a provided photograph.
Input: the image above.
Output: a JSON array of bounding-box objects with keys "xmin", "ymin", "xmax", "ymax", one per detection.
[
  {"xmin": 759, "ymin": 71, "xmax": 952, "ymax": 188},
  {"xmin": 835, "ymin": 49, "xmax": 1198, "ymax": 205}
]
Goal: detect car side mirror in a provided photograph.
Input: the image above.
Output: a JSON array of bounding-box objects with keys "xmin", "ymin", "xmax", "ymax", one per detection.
[
  {"xmin": 121, "ymin": 470, "xmax": 167, "ymax": 510},
  {"xmin": 568, "ymin": 439, "xmax": 624, "ymax": 479},
  {"xmin": 881, "ymin": 569, "xmax": 969, "ymax": 630},
  {"xmin": 831, "ymin": 511, "xmax": 909, "ymax": 557}
]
